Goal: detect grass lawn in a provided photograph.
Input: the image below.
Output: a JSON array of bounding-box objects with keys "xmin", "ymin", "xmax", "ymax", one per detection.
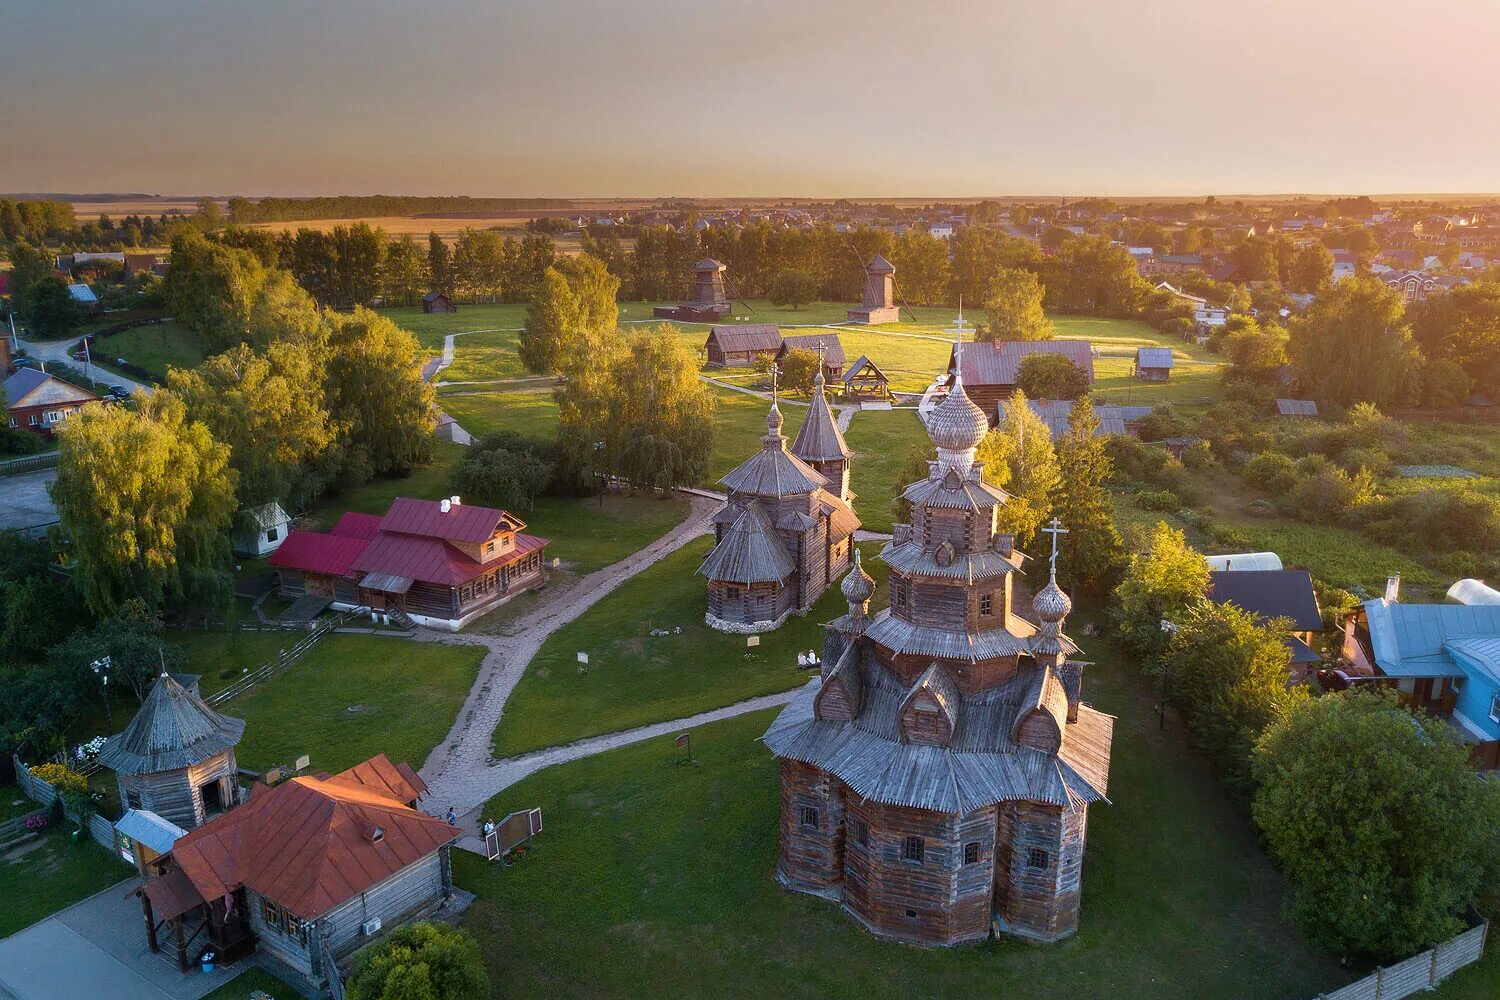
[
  {"xmin": 706, "ymin": 386, "xmax": 807, "ymax": 486},
  {"xmin": 174, "ymin": 627, "xmax": 297, "ymax": 699},
  {"xmin": 844, "ymin": 406, "xmax": 928, "ymax": 533},
  {"xmin": 93, "ymin": 320, "xmax": 206, "ymax": 381},
  {"xmin": 522, "ymin": 493, "xmax": 689, "ymax": 574},
  {"xmin": 306, "ymin": 441, "xmax": 467, "ymax": 523},
  {"xmin": 222, "ymin": 634, "xmax": 483, "ymax": 775},
  {"xmin": 459, "ymin": 607, "xmax": 1355, "ymax": 999},
  {"xmin": 440, "ymin": 328, "xmax": 529, "ymax": 383},
  {"xmin": 0, "ymin": 822, "xmax": 129, "ymax": 938},
  {"xmin": 201, "ymin": 966, "xmax": 301, "ymax": 1000},
  {"xmin": 1092, "ymin": 354, "xmax": 1225, "ymax": 409},
  {"xmin": 491, "ymin": 538, "xmax": 887, "ymax": 758},
  {"xmin": 377, "ymin": 303, "xmax": 528, "ymax": 350},
  {"xmin": 438, "ymin": 390, "xmax": 559, "ymax": 441}
]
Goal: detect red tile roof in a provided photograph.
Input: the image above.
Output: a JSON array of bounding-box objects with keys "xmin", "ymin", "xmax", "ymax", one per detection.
[
  {"xmin": 266, "ymin": 530, "xmax": 369, "ymax": 577},
  {"xmin": 169, "ymin": 754, "xmax": 459, "ymax": 921},
  {"xmin": 380, "ymin": 496, "xmax": 523, "ymax": 544},
  {"xmin": 330, "ymin": 511, "xmax": 383, "ymax": 540}
]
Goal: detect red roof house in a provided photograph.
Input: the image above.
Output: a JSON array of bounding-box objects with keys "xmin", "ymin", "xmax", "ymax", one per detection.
[{"xmin": 268, "ymin": 496, "xmax": 549, "ymax": 629}]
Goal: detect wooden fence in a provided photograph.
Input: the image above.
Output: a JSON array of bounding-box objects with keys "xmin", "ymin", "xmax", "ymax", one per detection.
[
  {"xmin": 1316, "ymin": 920, "xmax": 1489, "ymax": 1000},
  {"xmin": 0, "ymin": 452, "xmax": 59, "ymax": 477},
  {"xmin": 11, "ymin": 754, "xmax": 132, "ymax": 863},
  {"xmin": 206, "ymin": 613, "xmax": 345, "ymax": 707}
]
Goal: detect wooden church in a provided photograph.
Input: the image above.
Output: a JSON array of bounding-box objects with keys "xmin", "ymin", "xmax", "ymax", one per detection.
[
  {"xmin": 762, "ymin": 359, "xmax": 1116, "ymax": 945},
  {"xmin": 698, "ymin": 370, "xmax": 859, "ymax": 632}
]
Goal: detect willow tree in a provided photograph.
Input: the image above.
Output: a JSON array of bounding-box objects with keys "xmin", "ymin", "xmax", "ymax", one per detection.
[
  {"xmin": 163, "ymin": 229, "xmax": 266, "ymax": 351},
  {"xmin": 325, "ymin": 308, "xmax": 436, "ymax": 478},
  {"xmin": 51, "ymin": 391, "xmax": 237, "ymax": 615},
  {"xmin": 518, "ymin": 253, "xmax": 620, "ymax": 376},
  {"xmin": 1289, "ymin": 277, "xmax": 1418, "ymax": 408}
]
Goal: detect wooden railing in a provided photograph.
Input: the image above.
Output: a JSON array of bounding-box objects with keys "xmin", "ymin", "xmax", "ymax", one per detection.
[{"xmin": 206, "ymin": 608, "xmax": 368, "ymax": 707}]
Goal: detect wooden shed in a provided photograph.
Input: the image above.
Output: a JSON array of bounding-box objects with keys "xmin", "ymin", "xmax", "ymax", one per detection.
[
  {"xmin": 421, "ymin": 291, "xmax": 456, "ymax": 314},
  {"xmin": 842, "ymin": 354, "xmax": 891, "ymax": 400},
  {"xmin": 704, "ymin": 324, "xmax": 783, "ymax": 368},
  {"xmin": 778, "ymin": 333, "xmax": 845, "ymax": 380},
  {"xmin": 1275, "ymin": 398, "xmax": 1320, "ymax": 418},
  {"xmin": 1133, "ymin": 346, "xmax": 1174, "ymax": 381}
]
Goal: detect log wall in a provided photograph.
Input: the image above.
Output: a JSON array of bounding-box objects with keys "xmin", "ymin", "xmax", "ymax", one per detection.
[
  {"xmin": 777, "ymin": 760, "xmax": 845, "ymax": 894},
  {"xmin": 995, "ymin": 800, "xmax": 1087, "ymax": 942},
  {"xmin": 117, "ymin": 750, "xmax": 239, "ymax": 831}
]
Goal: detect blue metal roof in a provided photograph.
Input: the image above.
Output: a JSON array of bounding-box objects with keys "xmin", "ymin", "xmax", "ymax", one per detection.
[
  {"xmin": 1136, "ymin": 347, "xmax": 1175, "ymax": 369},
  {"xmin": 1363, "ymin": 599, "xmax": 1500, "ymax": 679},
  {"xmin": 1445, "ymin": 637, "xmax": 1500, "ymax": 686}
]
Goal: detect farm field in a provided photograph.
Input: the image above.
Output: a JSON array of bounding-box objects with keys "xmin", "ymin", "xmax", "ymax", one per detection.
[
  {"xmin": 844, "ymin": 406, "xmax": 928, "ymax": 533},
  {"xmin": 459, "ymin": 609, "xmax": 1359, "ymax": 1000},
  {"xmin": 490, "ymin": 538, "xmax": 886, "ymax": 759},
  {"xmin": 223, "ymin": 633, "xmax": 483, "ymax": 775}
]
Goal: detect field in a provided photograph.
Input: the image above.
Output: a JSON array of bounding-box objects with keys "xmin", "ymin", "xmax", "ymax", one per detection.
[
  {"xmin": 844, "ymin": 406, "xmax": 929, "ymax": 533},
  {"xmin": 459, "ymin": 608, "xmax": 1363, "ymax": 1000},
  {"xmin": 490, "ymin": 539, "xmax": 887, "ymax": 759},
  {"xmin": 521, "ymin": 493, "xmax": 691, "ymax": 574},
  {"xmin": 437, "ymin": 389, "xmax": 559, "ymax": 440},
  {"xmin": 377, "ymin": 302, "xmax": 529, "ymax": 350},
  {"xmin": 222, "ymin": 633, "xmax": 483, "ymax": 775},
  {"xmin": 91, "ymin": 319, "xmax": 205, "ymax": 381},
  {"xmin": 706, "ymin": 386, "xmax": 808, "ymax": 485}
]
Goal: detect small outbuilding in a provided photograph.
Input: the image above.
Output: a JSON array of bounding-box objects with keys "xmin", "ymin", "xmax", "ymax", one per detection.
[
  {"xmin": 1208, "ymin": 569, "xmax": 1325, "ymax": 681},
  {"xmin": 704, "ymin": 324, "xmax": 782, "ymax": 368},
  {"xmin": 232, "ymin": 501, "xmax": 292, "ymax": 558},
  {"xmin": 1275, "ymin": 398, "xmax": 1320, "ymax": 418},
  {"xmin": 421, "ymin": 291, "xmax": 456, "ymax": 314},
  {"xmin": 841, "ymin": 354, "xmax": 891, "ymax": 400},
  {"xmin": 1134, "ymin": 346, "xmax": 1174, "ymax": 381},
  {"xmin": 778, "ymin": 333, "xmax": 845, "ymax": 380}
]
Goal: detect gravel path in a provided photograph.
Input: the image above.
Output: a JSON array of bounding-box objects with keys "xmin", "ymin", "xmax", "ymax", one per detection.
[{"xmin": 418, "ymin": 495, "xmax": 717, "ymax": 818}]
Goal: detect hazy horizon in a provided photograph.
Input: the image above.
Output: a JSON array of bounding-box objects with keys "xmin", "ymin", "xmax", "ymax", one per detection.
[{"xmin": 4, "ymin": 0, "xmax": 1497, "ymax": 198}]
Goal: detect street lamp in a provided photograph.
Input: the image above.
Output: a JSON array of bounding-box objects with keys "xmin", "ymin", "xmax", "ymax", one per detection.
[{"xmin": 90, "ymin": 656, "xmax": 112, "ymax": 724}]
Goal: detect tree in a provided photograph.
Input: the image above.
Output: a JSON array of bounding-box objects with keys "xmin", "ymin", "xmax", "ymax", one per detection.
[
  {"xmin": 167, "ymin": 341, "xmax": 336, "ymax": 508},
  {"xmin": 194, "ymin": 197, "xmax": 223, "ymax": 232},
  {"xmin": 1016, "ymin": 352, "xmax": 1089, "ymax": 400},
  {"xmin": 949, "ymin": 228, "xmax": 1041, "ymax": 305},
  {"xmin": 1223, "ymin": 321, "xmax": 1289, "ymax": 384},
  {"xmin": 324, "ymin": 308, "xmax": 436, "ymax": 477},
  {"xmin": 1289, "ymin": 242, "xmax": 1333, "ymax": 293},
  {"xmin": 46, "ymin": 600, "xmax": 186, "ymax": 702},
  {"xmin": 453, "ymin": 436, "xmax": 555, "ymax": 512},
  {"xmin": 1113, "ymin": 521, "xmax": 1209, "ymax": 663},
  {"xmin": 1288, "ymin": 277, "xmax": 1417, "ymax": 408},
  {"xmin": 774, "ymin": 347, "xmax": 821, "ymax": 393},
  {"xmin": 246, "ymin": 270, "xmax": 328, "ymax": 353},
  {"xmin": 1043, "ymin": 235, "xmax": 1141, "ymax": 315},
  {"xmin": 4, "ymin": 239, "xmax": 56, "ymax": 299},
  {"xmin": 1051, "ymin": 395, "xmax": 1124, "ymax": 591},
  {"xmin": 980, "ymin": 389, "xmax": 1060, "ymax": 547},
  {"xmin": 888, "ymin": 230, "xmax": 951, "ymax": 305},
  {"xmin": 345, "ymin": 922, "xmax": 488, "ymax": 1000},
  {"xmin": 51, "ymin": 391, "xmax": 237, "ymax": 615},
  {"xmin": 17, "ymin": 276, "xmax": 81, "ymax": 339},
  {"xmin": 1253, "ymin": 692, "xmax": 1500, "ymax": 960},
  {"xmin": 426, "ymin": 232, "xmax": 452, "ymax": 296},
  {"xmin": 164, "ymin": 230, "xmax": 267, "ymax": 351},
  {"xmin": 383, "ymin": 234, "xmax": 428, "ymax": 306},
  {"xmin": 1407, "ymin": 283, "xmax": 1500, "ymax": 390},
  {"xmin": 769, "ymin": 268, "xmax": 818, "ymax": 311},
  {"xmin": 557, "ymin": 327, "xmax": 715, "ymax": 492},
  {"xmin": 1168, "ymin": 600, "xmax": 1305, "ymax": 792},
  {"xmin": 518, "ymin": 253, "xmax": 620, "ymax": 376},
  {"xmin": 983, "ymin": 267, "xmax": 1052, "ymax": 341}
]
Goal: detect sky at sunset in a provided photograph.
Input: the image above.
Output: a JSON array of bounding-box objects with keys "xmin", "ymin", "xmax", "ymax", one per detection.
[{"xmin": 1, "ymin": 0, "xmax": 1496, "ymax": 198}]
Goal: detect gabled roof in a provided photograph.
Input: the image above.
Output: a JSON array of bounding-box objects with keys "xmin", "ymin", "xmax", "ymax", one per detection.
[
  {"xmin": 330, "ymin": 511, "xmax": 383, "ymax": 539},
  {"xmin": 3, "ymin": 367, "xmax": 100, "ymax": 409},
  {"xmin": 865, "ymin": 254, "xmax": 895, "ymax": 273},
  {"xmin": 842, "ymin": 354, "xmax": 888, "ymax": 383},
  {"xmin": 1276, "ymin": 398, "xmax": 1320, "ymax": 417},
  {"xmin": 379, "ymin": 496, "xmax": 521, "ymax": 544},
  {"xmin": 1136, "ymin": 346, "xmax": 1175, "ymax": 369},
  {"xmin": 693, "ymin": 258, "xmax": 725, "ymax": 272},
  {"xmin": 698, "ymin": 502, "xmax": 796, "ymax": 584},
  {"xmin": 705, "ymin": 324, "xmax": 782, "ymax": 354},
  {"xmin": 240, "ymin": 501, "xmax": 290, "ymax": 531},
  {"xmin": 99, "ymin": 674, "xmax": 245, "ymax": 776},
  {"xmin": 1025, "ymin": 399, "xmax": 1150, "ymax": 439},
  {"xmin": 168, "ymin": 754, "xmax": 460, "ymax": 921},
  {"xmin": 1362, "ymin": 599, "xmax": 1500, "ymax": 679},
  {"xmin": 780, "ymin": 333, "xmax": 846, "ymax": 368},
  {"xmin": 421, "ymin": 290, "xmax": 449, "ymax": 302},
  {"xmin": 1208, "ymin": 570, "xmax": 1322, "ymax": 632},
  {"xmin": 267, "ymin": 529, "xmax": 370, "ymax": 577},
  {"xmin": 352, "ymin": 529, "xmax": 547, "ymax": 588},
  {"xmin": 790, "ymin": 382, "xmax": 851, "ymax": 463},
  {"xmin": 950, "ymin": 339, "xmax": 1094, "ymax": 387}
]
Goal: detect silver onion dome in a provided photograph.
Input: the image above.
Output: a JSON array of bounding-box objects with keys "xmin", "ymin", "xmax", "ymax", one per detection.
[
  {"xmin": 926, "ymin": 380, "xmax": 989, "ymax": 452},
  {"xmin": 841, "ymin": 549, "xmax": 875, "ymax": 604}
]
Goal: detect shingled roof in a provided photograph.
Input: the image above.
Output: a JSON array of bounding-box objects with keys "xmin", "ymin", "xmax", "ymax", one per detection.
[
  {"xmin": 698, "ymin": 502, "xmax": 796, "ymax": 584},
  {"xmin": 720, "ymin": 405, "xmax": 828, "ymax": 497},
  {"xmin": 99, "ymin": 674, "xmax": 245, "ymax": 776},
  {"xmin": 780, "ymin": 333, "xmax": 846, "ymax": 368},
  {"xmin": 790, "ymin": 378, "xmax": 851, "ymax": 463},
  {"xmin": 950, "ymin": 340, "xmax": 1095, "ymax": 387},
  {"xmin": 705, "ymin": 324, "xmax": 782, "ymax": 355}
]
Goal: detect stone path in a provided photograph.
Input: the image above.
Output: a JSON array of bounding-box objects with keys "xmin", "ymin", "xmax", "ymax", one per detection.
[{"xmin": 418, "ymin": 495, "xmax": 721, "ymax": 819}]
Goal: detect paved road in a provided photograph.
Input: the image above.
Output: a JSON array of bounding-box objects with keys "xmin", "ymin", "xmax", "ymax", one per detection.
[
  {"xmin": 17, "ymin": 333, "xmax": 154, "ymax": 396},
  {"xmin": 0, "ymin": 468, "xmax": 58, "ymax": 533}
]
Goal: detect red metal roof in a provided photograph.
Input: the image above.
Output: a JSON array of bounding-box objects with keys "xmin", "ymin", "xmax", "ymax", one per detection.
[
  {"xmin": 379, "ymin": 496, "xmax": 523, "ymax": 544},
  {"xmin": 330, "ymin": 511, "xmax": 383, "ymax": 540},
  {"xmin": 352, "ymin": 529, "xmax": 546, "ymax": 587},
  {"xmin": 266, "ymin": 530, "xmax": 370, "ymax": 577},
  {"xmin": 169, "ymin": 754, "xmax": 460, "ymax": 921}
]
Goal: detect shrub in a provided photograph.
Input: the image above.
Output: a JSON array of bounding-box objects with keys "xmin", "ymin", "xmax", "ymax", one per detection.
[
  {"xmin": 29, "ymin": 762, "xmax": 88, "ymax": 795},
  {"xmin": 1135, "ymin": 489, "xmax": 1181, "ymax": 512},
  {"xmin": 1286, "ymin": 465, "xmax": 1373, "ymax": 523},
  {"xmin": 1242, "ymin": 452, "xmax": 1299, "ymax": 494},
  {"xmin": 345, "ymin": 922, "xmax": 488, "ymax": 1000},
  {"xmin": 1367, "ymin": 489, "xmax": 1500, "ymax": 555},
  {"xmin": 1015, "ymin": 353, "xmax": 1089, "ymax": 400},
  {"xmin": 1180, "ymin": 440, "xmax": 1216, "ymax": 470}
]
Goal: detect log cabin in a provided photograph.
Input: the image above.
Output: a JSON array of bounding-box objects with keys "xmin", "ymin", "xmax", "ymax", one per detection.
[
  {"xmin": 268, "ymin": 496, "xmax": 549, "ymax": 630},
  {"xmin": 704, "ymin": 323, "xmax": 782, "ymax": 368},
  {"xmin": 947, "ymin": 340, "xmax": 1095, "ymax": 420},
  {"xmin": 763, "ymin": 365, "xmax": 1115, "ymax": 945}
]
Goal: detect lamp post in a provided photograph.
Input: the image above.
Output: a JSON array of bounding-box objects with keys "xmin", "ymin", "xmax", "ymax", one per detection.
[{"xmin": 90, "ymin": 655, "xmax": 112, "ymax": 724}]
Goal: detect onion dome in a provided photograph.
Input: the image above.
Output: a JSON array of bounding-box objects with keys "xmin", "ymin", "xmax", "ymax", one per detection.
[
  {"xmin": 1033, "ymin": 573, "xmax": 1072, "ymax": 624},
  {"xmin": 926, "ymin": 379, "xmax": 989, "ymax": 451},
  {"xmin": 766, "ymin": 399, "xmax": 784, "ymax": 436},
  {"xmin": 841, "ymin": 548, "xmax": 875, "ymax": 604}
]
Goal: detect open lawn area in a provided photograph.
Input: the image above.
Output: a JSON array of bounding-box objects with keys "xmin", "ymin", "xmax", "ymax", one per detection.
[
  {"xmin": 94, "ymin": 320, "xmax": 206, "ymax": 381},
  {"xmin": 201, "ymin": 967, "xmax": 301, "ymax": 1000},
  {"xmin": 1092, "ymin": 354, "xmax": 1224, "ymax": 409},
  {"xmin": 439, "ymin": 328, "xmax": 529, "ymax": 383},
  {"xmin": 377, "ymin": 303, "xmax": 529, "ymax": 350},
  {"xmin": 221, "ymin": 634, "xmax": 483, "ymax": 775},
  {"xmin": 460, "ymin": 608, "xmax": 1362, "ymax": 999},
  {"xmin": 491, "ymin": 538, "xmax": 887, "ymax": 758},
  {"xmin": 844, "ymin": 406, "xmax": 927, "ymax": 533},
  {"xmin": 438, "ymin": 389, "xmax": 559, "ymax": 441},
  {"xmin": 706, "ymin": 386, "xmax": 806, "ymax": 486},
  {"xmin": 0, "ymin": 818, "xmax": 128, "ymax": 939},
  {"xmin": 521, "ymin": 493, "xmax": 690, "ymax": 574}
]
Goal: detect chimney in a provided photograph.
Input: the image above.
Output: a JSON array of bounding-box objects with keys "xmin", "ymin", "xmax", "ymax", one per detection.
[
  {"xmin": 1385, "ymin": 574, "xmax": 1401, "ymax": 603},
  {"xmin": 450, "ymin": 495, "xmax": 461, "ymax": 506},
  {"xmin": 440, "ymin": 498, "xmax": 451, "ymax": 514}
]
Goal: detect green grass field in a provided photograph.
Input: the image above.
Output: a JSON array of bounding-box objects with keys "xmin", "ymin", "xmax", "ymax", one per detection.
[
  {"xmin": 522, "ymin": 493, "xmax": 691, "ymax": 574},
  {"xmin": 437, "ymin": 390, "xmax": 559, "ymax": 440},
  {"xmin": 201, "ymin": 967, "xmax": 301, "ymax": 1000},
  {"xmin": 490, "ymin": 539, "xmax": 887, "ymax": 758},
  {"xmin": 222, "ymin": 633, "xmax": 483, "ymax": 775},
  {"xmin": 439, "ymin": 328, "xmax": 530, "ymax": 383},
  {"xmin": 0, "ymin": 820, "xmax": 128, "ymax": 938},
  {"xmin": 377, "ymin": 303, "xmax": 528, "ymax": 350},
  {"xmin": 844, "ymin": 406, "xmax": 928, "ymax": 533},
  {"xmin": 306, "ymin": 441, "xmax": 468, "ymax": 522},
  {"xmin": 459, "ymin": 608, "xmax": 1360, "ymax": 999},
  {"xmin": 706, "ymin": 386, "xmax": 807, "ymax": 486},
  {"xmin": 93, "ymin": 320, "xmax": 206, "ymax": 381}
]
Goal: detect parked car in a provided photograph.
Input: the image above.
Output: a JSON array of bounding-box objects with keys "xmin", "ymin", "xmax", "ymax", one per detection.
[{"xmin": 108, "ymin": 384, "xmax": 130, "ymax": 397}]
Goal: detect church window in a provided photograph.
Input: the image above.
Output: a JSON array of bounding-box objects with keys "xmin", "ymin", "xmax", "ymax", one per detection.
[
  {"xmin": 854, "ymin": 819, "xmax": 868, "ymax": 846},
  {"xmin": 964, "ymin": 841, "xmax": 980, "ymax": 865},
  {"xmin": 979, "ymin": 594, "xmax": 993, "ymax": 617},
  {"xmin": 893, "ymin": 582, "xmax": 908, "ymax": 608},
  {"xmin": 902, "ymin": 836, "xmax": 925, "ymax": 863},
  {"xmin": 799, "ymin": 806, "xmax": 818, "ymax": 830},
  {"xmin": 1027, "ymin": 848, "xmax": 1049, "ymax": 870}
]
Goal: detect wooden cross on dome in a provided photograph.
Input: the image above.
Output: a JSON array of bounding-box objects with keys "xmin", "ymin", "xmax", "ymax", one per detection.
[
  {"xmin": 1041, "ymin": 516, "xmax": 1069, "ymax": 578},
  {"xmin": 768, "ymin": 361, "xmax": 781, "ymax": 404}
]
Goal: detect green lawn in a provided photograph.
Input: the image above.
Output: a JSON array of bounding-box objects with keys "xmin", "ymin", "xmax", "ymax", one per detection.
[
  {"xmin": 221, "ymin": 634, "xmax": 483, "ymax": 775},
  {"xmin": 440, "ymin": 328, "xmax": 530, "ymax": 383},
  {"xmin": 0, "ymin": 823, "xmax": 128, "ymax": 938},
  {"xmin": 844, "ymin": 406, "xmax": 928, "ymax": 533},
  {"xmin": 1092, "ymin": 354, "xmax": 1225, "ymax": 409},
  {"xmin": 377, "ymin": 303, "xmax": 529, "ymax": 350},
  {"xmin": 93, "ymin": 320, "xmax": 206, "ymax": 381},
  {"xmin": 521, "ymin": 493, "xmax": 690, "ymax": 574},
  {"xmin": 459, "ymin": 608, "xmax": 1355, "ymax": 999},
  {"xmin": 174, "ymin": 627, "xmax": 297, "ymax": 698},
  {"xmin": 438, "ymin": 390, "xmax": 559, "ymax": 441},
  {"xmin": 201, "ymin": 966, "xmax": 301, "ymax": 1000},
  {"xmin": 491, "ymin": 539, "xmax": 887, "ymax": 758},
  {"xmin": 706, "ymin": 386, "xmax": 807, "ymax": 486}
]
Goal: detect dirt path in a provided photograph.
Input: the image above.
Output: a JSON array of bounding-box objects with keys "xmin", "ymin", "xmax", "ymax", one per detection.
[{"xmin": 418, "ymin": 495, "xmax": 717, "ymax": 816}]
